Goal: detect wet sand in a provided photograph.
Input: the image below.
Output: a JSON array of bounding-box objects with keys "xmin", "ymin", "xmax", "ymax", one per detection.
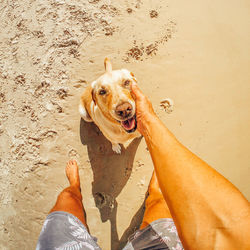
[{"xmin": 0, "ymin": 0, "xmax": 249, "ymax": 249}]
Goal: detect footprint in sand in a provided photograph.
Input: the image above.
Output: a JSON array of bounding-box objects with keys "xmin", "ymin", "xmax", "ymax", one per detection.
[{"xmin": 160, "ymin": 98, "xmax": 174, "ymax": 113}]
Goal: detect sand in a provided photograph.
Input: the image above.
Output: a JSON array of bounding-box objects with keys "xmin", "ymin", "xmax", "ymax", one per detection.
[{"xmin": 0, "ymin": 0, "xmax": 249, "ymax": 249}]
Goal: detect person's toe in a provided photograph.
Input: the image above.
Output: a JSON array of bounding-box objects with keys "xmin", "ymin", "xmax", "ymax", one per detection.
[{"xmin": 66, "ymin": 160, "xmax": 80, "ymax": 187}]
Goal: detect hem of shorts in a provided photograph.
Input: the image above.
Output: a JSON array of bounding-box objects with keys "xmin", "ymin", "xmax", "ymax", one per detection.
[
  {"xmin": 47, "ymin": 211, "xmax": 99, "ymax": 244},
  {"xmin": 48, "ymin": 211, "xmax": 86, "ymax": 229},
  {"xmin": 128, "ymin": 217, "xmax": 174, "ymax": 242},
  {"xmin": 149, "ymin": 217, "xmax": 174, "ymax": 227}
]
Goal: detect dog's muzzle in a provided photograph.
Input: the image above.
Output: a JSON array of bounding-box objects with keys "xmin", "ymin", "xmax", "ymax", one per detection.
[{"xmin": 120, "ymin": 115, "xmax": 137, "ymax": 133}]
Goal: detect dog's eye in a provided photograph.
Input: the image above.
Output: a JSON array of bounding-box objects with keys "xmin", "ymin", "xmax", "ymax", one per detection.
[
  {"xmin": 124, "ymin": 80, "xmax": 130, "ymax": 86},
  {"xmin": 99, "ymin": 89, "xmax": 106, "ymax": 95}
]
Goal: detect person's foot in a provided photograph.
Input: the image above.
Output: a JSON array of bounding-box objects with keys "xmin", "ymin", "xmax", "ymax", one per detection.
[{"xmin": 66, "ymin": 160, "xmax": 80, "ymax": 187}]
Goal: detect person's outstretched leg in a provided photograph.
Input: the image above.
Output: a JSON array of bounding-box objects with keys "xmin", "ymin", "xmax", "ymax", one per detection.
[
  {"xmin": 140, "ymin": 171, "xmax": 172, "ymax": 229},
  {"xmin": 37, "ymin": 160, "xmax": 102, "ymax": 249},
  {"xmin": 50, "ymin": 160, "xmax": 88, "ymax": 230}
]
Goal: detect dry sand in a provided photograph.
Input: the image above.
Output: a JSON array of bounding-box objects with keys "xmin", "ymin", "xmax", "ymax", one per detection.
[{"xmin": 0, "ymin": 0, "xmax": 249, "ymax": 249}]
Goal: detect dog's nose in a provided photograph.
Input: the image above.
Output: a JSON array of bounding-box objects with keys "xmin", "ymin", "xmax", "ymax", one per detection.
[{"xmin": 115, "ymin": 102, "xmax": 132, "ymax": 118}]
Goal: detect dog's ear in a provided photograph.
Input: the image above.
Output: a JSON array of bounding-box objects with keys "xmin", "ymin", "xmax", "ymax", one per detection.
[
  {"xmin": 91, "ymin": 81, "xmax": 97, "ymax": 105},
  {"xmin": 104, "ymin": 58, "xmax": 112, "ymax": 74},
  {"xmin": 91, "ymin": 89, "xmax": 97, "ymax": 105},
  {"xmin": 130, "ymin": 72, "xmax": 137, "ymax": 82}
]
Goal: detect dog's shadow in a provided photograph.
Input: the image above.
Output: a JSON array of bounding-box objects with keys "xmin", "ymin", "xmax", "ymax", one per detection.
[{"xmin": 80, "ymin": 119, "xmax": 145, "ymax": 250}]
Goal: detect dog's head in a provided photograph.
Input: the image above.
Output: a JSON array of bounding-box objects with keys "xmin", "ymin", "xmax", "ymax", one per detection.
[{"xmin": 91, "ymin": 58, "xmax": 137, "ymax": 133}]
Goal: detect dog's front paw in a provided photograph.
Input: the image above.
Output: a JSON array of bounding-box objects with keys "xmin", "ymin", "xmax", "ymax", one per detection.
[{"xmin": 112, "ymin": 143, "xmax": 121, "ymax": 154}]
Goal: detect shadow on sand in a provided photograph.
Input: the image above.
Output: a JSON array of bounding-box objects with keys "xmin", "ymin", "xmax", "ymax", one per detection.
[{"xmin": 80, "ymin": 119, "xmax": 146, "ymax": 250}]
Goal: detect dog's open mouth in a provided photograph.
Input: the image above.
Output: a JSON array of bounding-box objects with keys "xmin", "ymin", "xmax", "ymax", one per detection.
[{"xmin": 121, "ymin": 115, "xmax": 137, "ymax": 133}]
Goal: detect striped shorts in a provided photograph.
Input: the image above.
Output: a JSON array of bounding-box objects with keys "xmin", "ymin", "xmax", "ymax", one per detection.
[{"xmin": 36, "ymin": 211, "xmax": 183, "ymax": 250}]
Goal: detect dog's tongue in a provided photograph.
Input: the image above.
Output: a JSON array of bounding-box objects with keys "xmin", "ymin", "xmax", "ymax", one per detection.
[{"xmin": 121, "ymin": 117, "xmax": 135, "ymax": 131}]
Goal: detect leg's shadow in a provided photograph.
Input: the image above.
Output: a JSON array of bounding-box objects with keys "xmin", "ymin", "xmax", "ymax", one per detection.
[{"xmin": 80, "ymin": 119, "xmax": 145, "ymax": 250}]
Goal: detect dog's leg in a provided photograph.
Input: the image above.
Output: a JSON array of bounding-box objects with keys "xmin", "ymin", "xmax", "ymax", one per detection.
[
  {"xmin": 79, "ymin": 103, "xmax": 92, "ymax": 122},
  {"xmin": 111, "ymin": 143, "xmax": 121, "ymax": 154}
]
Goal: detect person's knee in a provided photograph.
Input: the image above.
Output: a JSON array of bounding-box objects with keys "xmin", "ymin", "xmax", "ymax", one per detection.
[
  {"xmin": 146, "ymin": 196, "xmax": 165, "ymax": 208},
  {"xmin": 59, "ymin": 189, "xmax": 82, "ymax": 202},
  {"xmin": 50, "ymin": 189, "xmax": 85, "ymax": 222}
]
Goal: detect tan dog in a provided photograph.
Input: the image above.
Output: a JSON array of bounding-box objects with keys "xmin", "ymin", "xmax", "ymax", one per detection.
[{"xmin": 79, "ymin": 58, "xmax": 141, "ymax": 153}]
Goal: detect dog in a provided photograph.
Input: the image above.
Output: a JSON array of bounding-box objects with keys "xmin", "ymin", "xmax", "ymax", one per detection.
[{"xmin": 79, "ymin": 58, "xmax": 141, "ymax": 153}]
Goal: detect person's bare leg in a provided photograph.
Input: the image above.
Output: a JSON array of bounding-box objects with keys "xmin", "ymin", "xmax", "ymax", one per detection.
[
  {"xmin": 50, "ymin": 160, "xmax": 88, "ymax": 230},
  {"xmin": 140, "ymin": 171, "xmax": 172, "ymax": 229}
]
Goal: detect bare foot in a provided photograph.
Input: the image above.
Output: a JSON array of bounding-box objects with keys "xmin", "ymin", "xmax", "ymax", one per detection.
[{"xmin": 66, "ymin": 160, "xmax": 80, "ymax": 187}]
